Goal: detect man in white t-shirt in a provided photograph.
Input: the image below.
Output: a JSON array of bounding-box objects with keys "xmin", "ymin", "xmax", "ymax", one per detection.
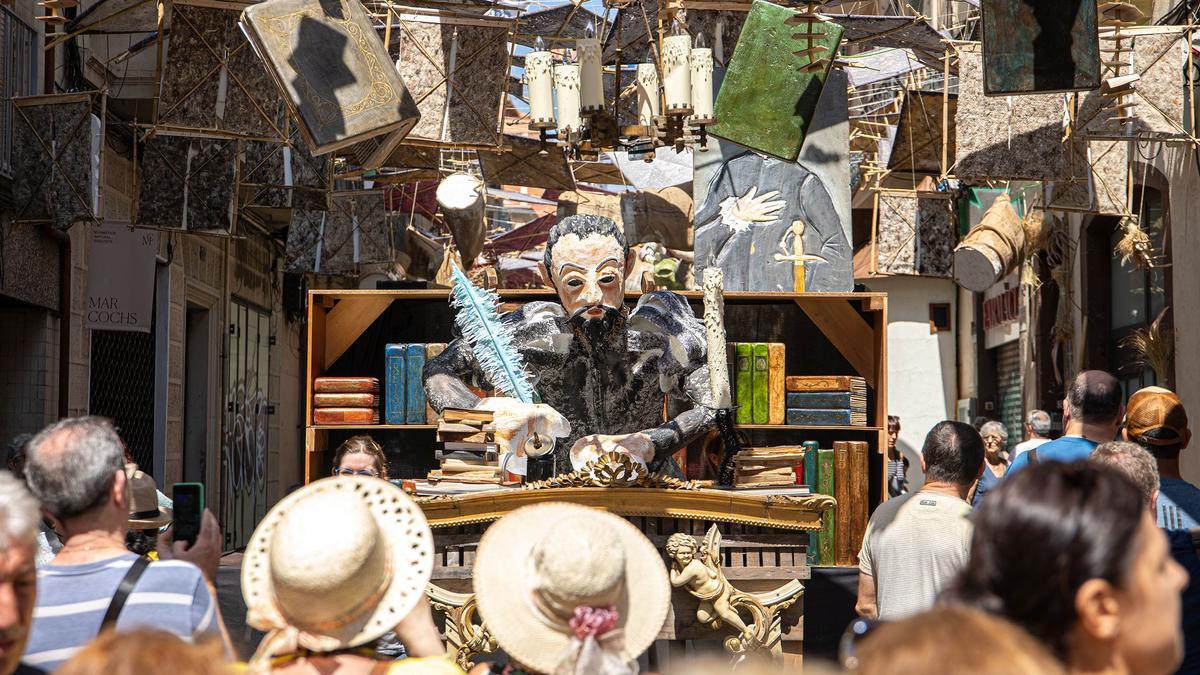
[
  {"xmin": 1011, "ymin": 409, "xmax": 1052, "ymax": 462},
  {"xmin": 856, "ymin": 421, "xmax": 985, "ymax": 620}
]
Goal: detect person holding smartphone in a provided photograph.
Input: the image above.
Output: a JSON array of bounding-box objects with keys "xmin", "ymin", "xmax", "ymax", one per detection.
[{"xmin": 19, "ymin": 417, "xmax": 232, "ymax": 672}]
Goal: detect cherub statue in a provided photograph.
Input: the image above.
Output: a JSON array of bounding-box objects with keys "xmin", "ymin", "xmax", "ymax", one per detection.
[{"xmin": 665, "ymin": 527, "xmax": 754, "ymax": 641}]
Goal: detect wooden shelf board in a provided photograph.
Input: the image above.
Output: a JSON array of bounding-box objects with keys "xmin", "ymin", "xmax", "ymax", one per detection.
[
  {"xmin": 737, "ymin": 424, "xmax": 882, "ymax": 431},
  {"xmin": 309, "ymin": 424, "xmax": 438, "ymax": 430}
]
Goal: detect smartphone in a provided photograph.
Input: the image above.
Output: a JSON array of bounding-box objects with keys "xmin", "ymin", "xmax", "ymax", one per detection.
[{"xmin": 171, "ymin": 482, "xmax": 205, "ymax": 547}]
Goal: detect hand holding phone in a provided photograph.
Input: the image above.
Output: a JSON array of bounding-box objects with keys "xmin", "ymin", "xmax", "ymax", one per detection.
[{"xmin": 171, "ymin": 483, "xmax": 204, "ymax": 547}]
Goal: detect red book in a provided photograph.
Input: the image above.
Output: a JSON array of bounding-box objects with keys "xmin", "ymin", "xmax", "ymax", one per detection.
[
  {"xmin": 313, "ymin": 393, "xmax": 379, "ymax": 408},
  {"xmin": 313, "ymin": 407, "xmax": 380, "ymax": 425},
  {"xmin": 314, "ymin": 377, "xmax": 380, "ymax": 393}
]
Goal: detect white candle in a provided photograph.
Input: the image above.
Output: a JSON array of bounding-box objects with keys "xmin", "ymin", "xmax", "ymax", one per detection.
[
  {"xmin": 579, "ymin": 22, "xmax": 604, "ymax": 112},
  {"xmin": 690, "ymin": 46, "xmax": 714, "ymax": 120},
  {"xmin": 662, "ymin": 33, "xmax": 692, "ymax": 112},
  {"xmin": 526, "ymin": 47, "xmax": 555, "ymax": 127},
  {"xmin": 554, "ymin": 63, "xmax": 582, "ymax": 133},
  {"xmin": 637, "ymin": 63, "xmax": 660, "ymax": 126}
]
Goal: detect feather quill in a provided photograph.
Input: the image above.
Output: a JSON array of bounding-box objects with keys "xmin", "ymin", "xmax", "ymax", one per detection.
[{"xmin": 448, "ymin": 261, "xmax": 535, "ymax": 403}]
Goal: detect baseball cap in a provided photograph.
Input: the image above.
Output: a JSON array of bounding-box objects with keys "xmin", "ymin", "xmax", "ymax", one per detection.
[{"xmin": 1126, "ymin": 386, "xmax": 1189, "ymax": 446}]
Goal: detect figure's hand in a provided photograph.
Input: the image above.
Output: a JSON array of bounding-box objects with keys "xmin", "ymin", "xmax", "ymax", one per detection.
[
  {"xmin": 719, "ymin": 187, "xmax": 786, "ymax": 233},
  {"xmin": 158, "ymin": 509, "xmax": 221, "ymax": 582},
  {"xmin": 569, "ymin": 432, "xmax": 655, "ymax": 470},
  {"xmin": 474, "ymin": 397, "xmax": 570, "ymax": 460}
]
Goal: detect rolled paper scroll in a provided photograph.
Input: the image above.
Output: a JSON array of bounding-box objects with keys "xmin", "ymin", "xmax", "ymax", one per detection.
[
  {"xmin": 690, "ymin": 44, "xmax": 714, "ymax": 120},
  {"xmin": 554, "ymin": 63, "xmax": 582, "ymax": 133},
  {"xmin": 527, "ymin": 43, "xmax": 555, "ymax": 126},
  {"xmin": 663, "ymin": 33, "xmax": 693, "ymax": 112},
  {"xmin": 637, "ymin": 63, "xmax": 660, "ymax": 126},
  {"xmin": 579, "ymin": 23, "xmax": 604, "ymax": 112}
]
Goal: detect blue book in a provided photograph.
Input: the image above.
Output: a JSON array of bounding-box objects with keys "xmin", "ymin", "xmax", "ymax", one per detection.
[
  {"xmin": 802, "ymin": 440, "xmax": 820, "ymax": 566},
  {"xmin": 405, "ymin": 343, "xmax": 426, "ymax": 424},
  {"xmin": 785, "ymin": 408, "xmax": 853, "ymax": 426},
  {"xmin": 385, "ymin": 344, "xmax": 407, "ymax": 424},
  {"xmin": 786, "ymin": 391, "xmax": 852, "ymax": 410}
]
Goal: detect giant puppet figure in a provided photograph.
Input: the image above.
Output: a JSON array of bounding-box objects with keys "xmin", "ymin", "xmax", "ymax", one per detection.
[{"xmin": 423, "ymin": 214, "xmax": 717, "ymax": 480}]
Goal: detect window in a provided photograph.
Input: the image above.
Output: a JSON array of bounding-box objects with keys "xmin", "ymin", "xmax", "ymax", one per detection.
[
  {"xmin": 1108, "ymin": 187, "xmax": 1170, "ymax": 390},
  {"xmin": 0, "ymin": 7, "xmax": 37, "ymax": 178},
  {"xmin": 929, "ymin": 302, "xmax": 952, "ymax": 333}
]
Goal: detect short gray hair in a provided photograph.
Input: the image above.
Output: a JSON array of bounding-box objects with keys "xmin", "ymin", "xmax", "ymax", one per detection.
[
  {"xmin": 1027, "ymin": 410, "xmax": 1052, "ymax": 436},
  {"xmin": 25, "ymin": 416, "xmax": 125, "ymax": 520},
  {"xmin": 979, "ymin": 420, "xmax": 1009, "ymax": 443},
  {"xmin": 0, "ymin": 472, "xmax": 39, "ymax": 549},
  {"xmin": 1091, "ymin": 441, "xmax": 1159, "ymax": 508}
]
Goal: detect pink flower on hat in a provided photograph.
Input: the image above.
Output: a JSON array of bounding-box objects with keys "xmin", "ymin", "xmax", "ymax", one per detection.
[{"xmin": 569, "ymin": 605, "xmax": 619, "ymax": 639}]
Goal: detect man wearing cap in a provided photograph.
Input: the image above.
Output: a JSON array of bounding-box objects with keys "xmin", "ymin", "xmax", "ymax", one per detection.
[{"xmin": 1124, "ymin": 386, "xmax": 1198, "ymax": 528}]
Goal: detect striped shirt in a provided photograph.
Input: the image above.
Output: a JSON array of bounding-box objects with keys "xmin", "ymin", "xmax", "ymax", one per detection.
[{"xmin": 21, "ymin": 553, "xmax": 218, "ymax": 671}]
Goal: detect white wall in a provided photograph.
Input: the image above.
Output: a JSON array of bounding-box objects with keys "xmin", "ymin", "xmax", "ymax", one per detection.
[{"xmin": 862, "ymin": 275, "xmax": 959, "ymax": 489}]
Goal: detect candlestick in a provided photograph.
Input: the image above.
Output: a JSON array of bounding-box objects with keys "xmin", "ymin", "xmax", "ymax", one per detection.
[
  {"xmin": 554, "ymin": 63, "xmax": 582, "ymax": 133},
  {"xmin": 578, "ymin": 21, "xmax": 603, "ymax": 112},
  {"xmin": 690, "ymin": 34, "xmax": 714, "ymax": 121},
  {"xmin": 662, "ymin": 32, "xmax": 693, "ymax": 113},
  {"xmin": 526, "ymin": 37, "xmax": 555, "ymax": 128},
  {"xmin": 636, "ymin": 63, "xmax": 660, "ymax": 126}
]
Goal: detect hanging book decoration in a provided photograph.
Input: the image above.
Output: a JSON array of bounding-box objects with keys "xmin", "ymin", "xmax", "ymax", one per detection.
[{"xmin": 447, "ymin": 261, "xmax": 535, "ymax": 403}]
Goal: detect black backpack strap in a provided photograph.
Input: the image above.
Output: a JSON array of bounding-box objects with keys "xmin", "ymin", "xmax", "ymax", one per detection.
[
  {"xmin": 1028, "ymin": 448, "xmax": 1039, "ymax": 466},
  {"xmin": 100, "ymin": 556, "xmax": 151, "ymax": 632}
]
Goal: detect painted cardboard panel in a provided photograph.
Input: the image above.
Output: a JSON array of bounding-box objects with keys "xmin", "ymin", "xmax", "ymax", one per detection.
[
  {"xmin": 1076, "ymin": 30, "xmax": 1190, "ymax": 140},
  {"xmin": 875, "ymin": 192, "xmax": 955, "ymax": 278},
  {"xmin": 1048, "ymin": 140, "xmax": 1129, "ymax": 215},
  {"xmin": 11, "ymin": 94, "xmax": 101, "ymax": 230},
  {"xmin": 888, "ymin": 90, "xmax": 956, "ymax": 174},
  {"xmin": 981, "ymin": 0, "xmax": 1100, "ymax": 95},
  {"xmin": 710, "ymin": 0, "xmax": 843, "ymax": 161},
  {"xmin": 478, "ymin": 134, "xmax": 575, "ymax": 191},
  {"xmin": 954, "ymin": 43, "xmax": 1073, "ymax": 181},
  {"xmin": 136, "ymin": 134, "xmax": 237, "ymax": 232},
  {"xmin": 695, "ymin": 68, "xmax": 852, "ymax": 292}
]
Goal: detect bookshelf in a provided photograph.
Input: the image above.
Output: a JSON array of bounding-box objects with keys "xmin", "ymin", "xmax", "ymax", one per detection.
[{"xmin": 304, "ymin": 288, "xmax": 889, "ymax": 505}]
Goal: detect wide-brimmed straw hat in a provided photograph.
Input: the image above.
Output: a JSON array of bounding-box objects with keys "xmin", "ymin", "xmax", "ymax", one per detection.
[
  {"xmin": 126, "ymin": 465, "xmax": 171, "ymax": 529},
  {"xmin": 473, "ymin": 502, "xmax": 670, "ymax": 674},
  {"xmin": 242, "ymin": 475, "xmax": 434, "ymax": 656}
]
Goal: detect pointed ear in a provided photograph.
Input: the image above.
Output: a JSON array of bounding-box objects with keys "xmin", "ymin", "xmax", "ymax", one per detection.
[
  {"xmin": 625, "ymin": 247, "xmax": 637, "ymax": 276},
  {"xmin": 1075, "ymin": 577, "xmax": 1122, "ymax": 641},
  {"xmin": 538, "ymin": 261, "xmax": 554, "ymax": 289}
]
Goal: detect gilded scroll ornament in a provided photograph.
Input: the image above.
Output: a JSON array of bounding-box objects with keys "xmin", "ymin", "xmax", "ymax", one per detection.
[
  {"xmin": 666, "ymin": 525, "xmax": 803, "ymax": 655},
  {"xmin": 522, "ymin": 451, "xmax": 701, "ymax": 490},
  {"xmin": 427, "ymin": 586, "xmax": 497, "ymax": 670}
]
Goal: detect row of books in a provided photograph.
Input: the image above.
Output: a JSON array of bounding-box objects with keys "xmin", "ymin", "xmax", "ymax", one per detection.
[
  {"xmin": 806, "ymin": 440, "xmax": 870, "ymax": 567},
  {"xmin": 312, "ymin": 377, "xmax": 380, "ymax": 425},
  {"xmin": 728, "ymin": 342, "xmax": 868, "ymax": 427},
  {"xmin": 385, "ymin": 343, "xmax": 445, "ymax": 425},
  {"xmin": 426, "ymin": 408, "xmax": 503, "ymax": 485}
]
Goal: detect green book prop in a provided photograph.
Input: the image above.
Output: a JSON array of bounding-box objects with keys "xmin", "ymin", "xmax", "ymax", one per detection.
[
  {"xmin": 817, "ymin": 447, "xmax": 836, "ymax": 565},
  {"xmin": 710, "ymin": 0, "xmax": 844, "ymax": 161},
  {"xmin": 752, "ymin": 343, "xmax": 769, "ymax": 424},
  {"xmin": 735, "ymin": 343, "xmax": 754, "ymax": 424},
  {"xmin": 803, "ymin": 440, "xmax": 820, "ymax": 566}
]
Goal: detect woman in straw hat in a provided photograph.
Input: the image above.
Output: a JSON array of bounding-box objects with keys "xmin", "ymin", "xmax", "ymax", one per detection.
[
  {"xmin": 470, "ymin": 502, "xmax": 671, "ymax": 675},
  {"xmin": 240, "ymin": 475, "xmax": 462, "ymax": 674}
]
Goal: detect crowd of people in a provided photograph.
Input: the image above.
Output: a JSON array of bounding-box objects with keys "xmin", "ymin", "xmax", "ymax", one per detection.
[{"xmin": 1, "ymin": 370, "xmax": 1199, "ymax": 674}]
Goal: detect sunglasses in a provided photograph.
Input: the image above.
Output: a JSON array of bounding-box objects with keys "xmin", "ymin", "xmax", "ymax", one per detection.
[
  {"xmin": 839, "ymin": 617, "xmax": 884, "ymax": 670},
  {"xmin": 333, "ymin": 467, "xmax": 379, "ymax": 477}
]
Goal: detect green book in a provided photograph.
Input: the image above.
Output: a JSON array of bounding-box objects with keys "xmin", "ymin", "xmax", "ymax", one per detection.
[
  {"xmin": 752, "ymin": 343, "xmax": 769, "ymax": 424},
  {"xmin": 735, "ymin": 343, "xmax": 754, "ymax": 424},
  {"xmin": 817, "ymin": 448, "xmax": 836, "ymax": 566},
  {"xmin": 803, "ymin": 441, "xmax": 820, "ymax": 566},
  {"xmin": 710, "ymin": 0, "xmax": 845, "ymax": 161}
]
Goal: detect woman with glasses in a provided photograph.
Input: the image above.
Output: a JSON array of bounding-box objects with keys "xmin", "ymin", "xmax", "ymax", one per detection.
[
  {"xmin": 969, "ymin": 420, "xmax": 1009, "ymax": 507},
  {"xmin": 333, "ymin": 435, "xmax": 388, "ymax": 479},
  {"xmin": 946, "ymin": 462, "xmax": 1189, "ymax": 675}
]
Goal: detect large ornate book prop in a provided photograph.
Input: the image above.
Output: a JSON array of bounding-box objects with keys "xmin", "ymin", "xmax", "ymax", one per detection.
[{"xmin": 240, "ymin": 0, "xmax": 421, "ymax": 156}]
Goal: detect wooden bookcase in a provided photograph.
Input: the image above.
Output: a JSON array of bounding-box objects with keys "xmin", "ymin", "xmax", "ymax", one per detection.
[{"xmin": 304, "ymin": 289, "xmax": 889, "ymax": 505}]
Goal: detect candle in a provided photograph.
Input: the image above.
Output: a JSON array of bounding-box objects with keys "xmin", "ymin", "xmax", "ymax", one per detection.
[
  {"xmin": 637, "ymin": 63, "xmax": 660, "ymax": 126},
  {"xmin": 578, "ymin": 21, "xmax": 604, "ymax": 112},
  {"xmin": 554, "ymin": 63, "xmax": 582, "ymax": 133},
  {"xmin": 526, "ymin": 37, "xmax": 555, "ymax": 127},
  {"xmin": 690, "ymin": 33, "xmax": 714, "ymax": 121},
  {"xmin": 662, "ymin": 32, "xmax": 692, "ymax": 112}
]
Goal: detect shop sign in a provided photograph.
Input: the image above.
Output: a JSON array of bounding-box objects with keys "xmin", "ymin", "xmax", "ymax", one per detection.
[
  {"xmin": 983, "ymin": 273, "xmax": 1022, "ymax": 349},
  {"xmin": 85, "ymin": 222, "xmax": 159, "ymax": 333}
]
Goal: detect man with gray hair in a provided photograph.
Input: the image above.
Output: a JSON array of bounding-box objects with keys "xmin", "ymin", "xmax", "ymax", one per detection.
[
  {"xmin": 0, "ymin": 473, "xmax": 40, "ymax": 675},
  {"xmin": 1091, "ymin": 441, "xmax": 1159, "ymax": 509},
  {"xmin": 19, "ymin": 417, "xmax": 226, "ymax": 671},
  {"xmin": 1012, "ymin": 409, "xmax": 1053, "ymax": 462}
]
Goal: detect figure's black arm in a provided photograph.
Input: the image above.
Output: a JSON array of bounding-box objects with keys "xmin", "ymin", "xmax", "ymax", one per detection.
[
  {"xmin": 423, "ymin": 338, "xmax": 482, "ymax": 413},
  {"xmin": 644, "ymin": 366, "xmax": 719, "ymax": 464}
]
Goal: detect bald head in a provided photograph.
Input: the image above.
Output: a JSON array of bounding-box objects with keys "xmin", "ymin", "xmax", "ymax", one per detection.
[
  {"xmin": 1066, "ymin": 370, "xmax": 1123, "ymax": 426},
  {"xmin": 25, "ymin": 416, "xmax": 125, "ymax": 520}
]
